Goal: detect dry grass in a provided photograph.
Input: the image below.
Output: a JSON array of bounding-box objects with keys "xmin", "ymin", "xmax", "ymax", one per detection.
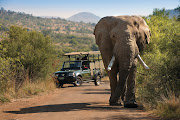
[
  {"xmin": 154, "ymin": 94, "xmax": 180, "ymax": 120},
  {"xmin": 0, "ymin": 78, "xmax": 56, "ymax": 103},
  {"xmin": 101, "ymin": 76, "xmax": 109, "ymax": 81},
  {"xmin": 17, "ymin": 78, "xmax": 56, "ymax": 98}
]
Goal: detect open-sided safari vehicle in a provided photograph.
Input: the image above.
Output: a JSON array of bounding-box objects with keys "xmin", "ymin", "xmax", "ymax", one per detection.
[{"xmin": 54, "ymin": 51, "xmax": 104, "ymax": 87}]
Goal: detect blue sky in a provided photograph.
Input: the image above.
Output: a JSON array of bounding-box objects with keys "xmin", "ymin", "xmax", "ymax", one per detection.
[{"xmin": 0, "ymin": 0, "xmax": 179, "ymax": 18}]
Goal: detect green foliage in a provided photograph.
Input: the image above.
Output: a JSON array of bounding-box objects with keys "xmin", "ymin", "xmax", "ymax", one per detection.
[
  {"xmin": 91, "ymin": 44, "xmax": 99, "ymax": 51},
  {"xmin": 0, "ymin": 57, "xmax": 13, "ymax": 94},
  {"xmin": 136, "ymin": 8, "xmax": 180, "ymax": 109},
  {"xmin": 6, "ymin": 26, "xmax": 55, "ymax": 79},
  {"xmin": 175, "ymin": 6, "xmax": 180, "ymax": 21},
  {"xmin": 0, "ymin": 26, "xmax": 15, "ymax": 95},
  {"xmin": 152, "ymin": 8, "xmax": 169, "ymax": 16},
  {"xmin": 50, "ymin": 32, "xmax": 95, "ymax": 52},
  {"xmin": 0, "ymin": 25, "xmax": 56, "ymax": 97},
  {"xmin": 41, "ymin": 29, "xmax": 52, "ymax": 36}
]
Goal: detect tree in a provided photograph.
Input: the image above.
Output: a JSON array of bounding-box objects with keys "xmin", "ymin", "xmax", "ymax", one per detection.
[
  {"xmin": 91, "ymin": 44, "xmax": 99, "ymax": 51},
  {"xmin": 175, "ymin": 6, "xmax": 180, "ymax": 21},
  {"xmin": 3, "ymin": 26, "xmax": 56, "ymax": 80}
]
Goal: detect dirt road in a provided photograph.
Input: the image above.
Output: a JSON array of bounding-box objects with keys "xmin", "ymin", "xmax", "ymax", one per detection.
[{"xmin": 0, "ymin": 80, "xmax": 159, "ymax": 120}]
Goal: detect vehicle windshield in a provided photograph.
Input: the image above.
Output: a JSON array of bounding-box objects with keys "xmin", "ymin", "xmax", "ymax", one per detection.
[{"xmin": 62, "ymin": 61, "xmax": 81, "ymax": 70}]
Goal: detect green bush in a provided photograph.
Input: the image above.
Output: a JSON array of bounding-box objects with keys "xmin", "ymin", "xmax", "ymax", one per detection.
[
  {"xmin": 0, "ymin": 25, "xmax": 56, "ymax": 96},
  {"xmin": 136, "ymin": 8, "xmax": 180, "ymax": 109},
  {"xmin": 3, "ymin": 26, "xmax": 56, "ymax": 80}
]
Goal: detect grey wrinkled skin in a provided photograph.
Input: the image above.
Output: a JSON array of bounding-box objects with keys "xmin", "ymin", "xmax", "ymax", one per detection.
[{"xmin": 94, "ymin": 16, "xmax": 151, "ymax": 105}]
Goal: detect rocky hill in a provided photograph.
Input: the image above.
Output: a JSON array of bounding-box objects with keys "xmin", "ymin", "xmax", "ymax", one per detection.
[
  {"xmin": 0, "ymin": 8, "xmax": 99, "ymax": 53},
  {"xmin": 0, "ymin": 8, "xmax": 95, "ymax": 37},
  {"xmin": 67, "ymin": 12, "xmax": 101, "ymax": 23}
]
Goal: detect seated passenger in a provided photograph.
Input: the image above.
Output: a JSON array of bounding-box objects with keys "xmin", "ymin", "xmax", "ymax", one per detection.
[{"xmin": 82, "ymin": 65, "xmax": 88, "ymax": 70}]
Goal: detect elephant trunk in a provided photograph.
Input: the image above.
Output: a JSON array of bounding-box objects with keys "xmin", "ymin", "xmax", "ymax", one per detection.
[
  {"xmin": 113, "ymin": 36, "xmax": 137, "ymax": 73},
  {"xmin": 110, "ymin": 36, "xmax": 138, "ymax": 103}
]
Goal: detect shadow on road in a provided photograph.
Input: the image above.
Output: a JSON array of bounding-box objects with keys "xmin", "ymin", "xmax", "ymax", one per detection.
[
  {"xmin": 84, "ymin": 92, "xmax": 111, "ymax": 94},
  {"xmin": 4, "ymin": 103, "xmax": 158, "ymax": 120},
  {"xmin": 4, "ymin": 102, "xmax": 122, "ymax": 114},
  {"xmin": 84, "ymin": 88, "xmax": 110, "ymax": 91},
  {"xmin": 83, "ymin": 88, "xmax": 111, "ymax": 94}
]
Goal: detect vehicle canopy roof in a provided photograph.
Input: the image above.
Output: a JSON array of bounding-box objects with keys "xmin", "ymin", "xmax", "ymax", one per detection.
[
  {"xmin": 64, "ymin": 51, "xmax": 101, "ymax": 61},
  {"xmin": 64, "ymin": 51, "xmax": 100, "ymax": 56}
]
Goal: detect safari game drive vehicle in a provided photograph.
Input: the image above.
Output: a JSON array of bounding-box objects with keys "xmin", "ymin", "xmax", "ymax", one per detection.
[{"xmin": 54, "ymin": 51, "xmax": 104, "ymax": 87}]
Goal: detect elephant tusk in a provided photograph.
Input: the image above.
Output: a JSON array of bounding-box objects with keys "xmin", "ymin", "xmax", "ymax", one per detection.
[
  {"xmin": 107, "ymin": 54, "xmax": 149, "ymax": 71},
  {"xmin": 107, "ymin": 56, "xmax": 115, "ymax": 71},
  {"xmin": 137, "ymin": 54, "xmax": 149, "ymax": 69}
]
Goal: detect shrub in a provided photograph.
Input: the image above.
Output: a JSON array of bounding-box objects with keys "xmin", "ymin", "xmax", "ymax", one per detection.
[
  {"xmin": 136, "ymin": 8, "xmax": 180, "ymax": 110},
  {"xmin": 0, "ymin": 25, "xmax": 56, "ymax": 97}
]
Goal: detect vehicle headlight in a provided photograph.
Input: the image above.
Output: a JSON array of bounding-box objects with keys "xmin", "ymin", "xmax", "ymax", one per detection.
[
  {"xmin": 55, "ymin": 74, "xmax": 59, "ymax": 77},
  {"xmin": 69, "ymin": 73, "xmax": 75, "ymax": 77}
]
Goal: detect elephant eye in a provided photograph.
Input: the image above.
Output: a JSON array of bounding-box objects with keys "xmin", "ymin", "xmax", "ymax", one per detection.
[
  {"xmin": 133, "ymin": 21, "xmax": 139, "ymax": 29},
  {"xmin": 149, "ymin": 30, "xmax": 151, "ymax": 36},
  {"xmin": 134, "ymin": 21, "xmax": 137, "ymax": 26},
  {"xmin": 144, "ymin": 33, "xmax": 148, "ymax": 44},
  {"xmin": 111, "ymin": 33, "xmax": 116, "ymax": 39},
  {"xmin": 144, "ymin": 33, "xmax": 147, "ymax": 39}
]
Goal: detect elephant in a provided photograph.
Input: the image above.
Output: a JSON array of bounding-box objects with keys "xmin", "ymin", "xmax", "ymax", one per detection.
[{"xmin": 94, "ymin": 16, "xmax": 151, "ymax": 108}]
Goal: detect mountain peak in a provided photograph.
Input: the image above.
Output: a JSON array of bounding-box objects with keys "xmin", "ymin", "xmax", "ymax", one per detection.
[{"xmin": 67, "ymin": 12, "xmax": 101, "ymax": 23}]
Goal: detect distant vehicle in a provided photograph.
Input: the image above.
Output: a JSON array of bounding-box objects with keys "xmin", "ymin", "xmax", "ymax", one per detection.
[{"xmin": 54, "ymin": 51, "xmax": 104, "ymax": 87}]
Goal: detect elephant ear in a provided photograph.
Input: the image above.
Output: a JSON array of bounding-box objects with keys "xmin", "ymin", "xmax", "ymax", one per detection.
[
  {"xmin": 94, "ymin": 16, "xmax": 118, "ymax": 46},
  {"xmin": 93, "ymin": 26, "xmax": 102, "ymax": 45},
  {"xmin": 94, "ymin": 17, "xmax": 110, "ymax": 46},
  {"xmin": 132, "ymin": 16, "xmax": 151, "ymax": 52},
  {"xmin": 94, "ymin": 27, "xmax": 110, "ymax": 46}
]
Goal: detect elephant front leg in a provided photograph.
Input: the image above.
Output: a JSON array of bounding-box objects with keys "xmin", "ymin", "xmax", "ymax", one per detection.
[
  {"xmin": 108, "ymin": 63, "xmax": 121, "ymax": 105},
  {"xmin": 124, "ymin": 59, "xmax": 138, "ymax": 108}
]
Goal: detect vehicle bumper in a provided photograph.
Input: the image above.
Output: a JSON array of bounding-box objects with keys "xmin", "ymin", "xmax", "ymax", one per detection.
[{"xmin": 56, "ymin": 76, "xmax": 76, "ymax": 84}]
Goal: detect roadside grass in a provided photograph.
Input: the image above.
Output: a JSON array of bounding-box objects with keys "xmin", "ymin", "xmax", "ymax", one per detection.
[
  {"xmin": 17, "ymin": 78, "xmax": 56, "ymax": 98},
  {"xmin": 154, "ymin": 94, "xmax": 180, "ymax": 120},
  {"xmin": 0, "ymin": 95, "xmax": 10, "ymax": 103},
  {"xmin": 0, "ymin": 77, "xmax": 56, "ymax": 103},
  {"xmin": 101, "ymin": 76, "xmax": 109, "ymax": 81}
]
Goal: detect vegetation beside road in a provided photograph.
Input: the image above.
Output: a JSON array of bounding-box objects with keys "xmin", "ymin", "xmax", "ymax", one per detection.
[
  {"xmin": 136, "ymin": 8, "xmax": 180, "ymax": 119},
  {"xmin": 0, "ymin": 25, "xmax": 57, "ymax": 102}
]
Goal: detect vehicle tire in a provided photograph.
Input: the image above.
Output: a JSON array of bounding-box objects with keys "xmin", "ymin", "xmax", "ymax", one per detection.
[
  {"xmin": 56, "ymin": 83, "xmax": 59, "ymax": 88},
  {"xmin": 56, "ymin": 83, "xmax": 63, "ymax": 88},
  {"xmin": 74, "ymin": 76, "xmax": 83, "ymax": 86},
  {"xmin": 94, "ymin": 75, "xmax": 101, "ymax": 86},
  {"xmin": 59, "ymin": 84, "xmax": 63, "ymax": 88}
]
